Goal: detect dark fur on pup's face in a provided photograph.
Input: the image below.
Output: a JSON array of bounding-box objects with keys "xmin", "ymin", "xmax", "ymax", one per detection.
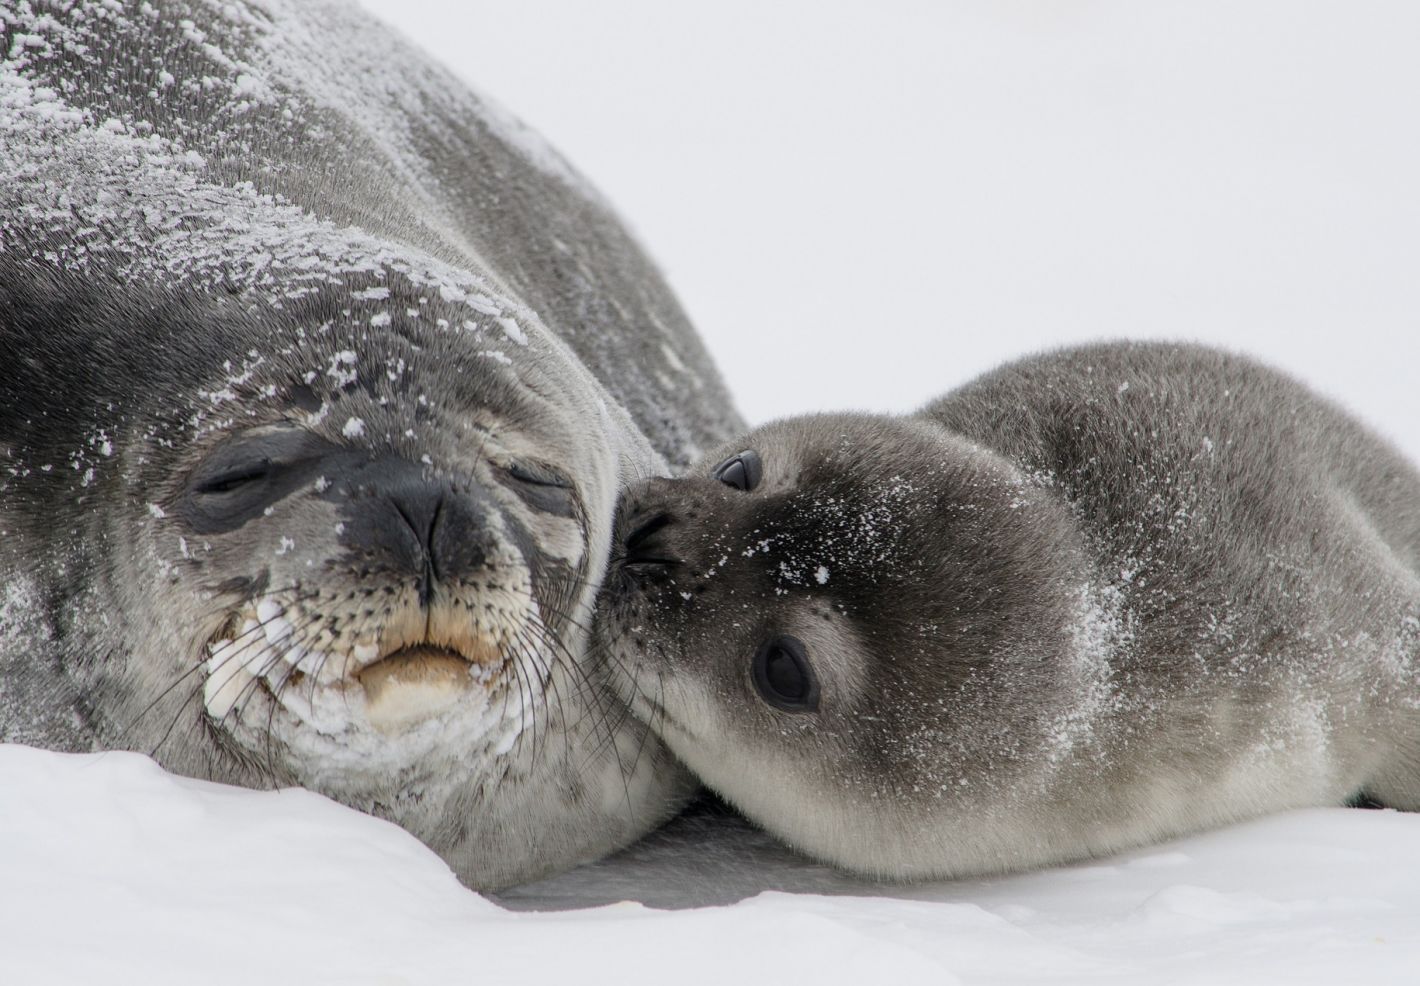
[{"xmin": 599, "ymin": 414, "xmax": 1097, "ymax": 864}]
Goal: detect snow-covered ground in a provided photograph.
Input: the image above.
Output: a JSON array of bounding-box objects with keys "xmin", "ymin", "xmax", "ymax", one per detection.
[
  {"xmin": 4, "ymin": 745, "xmax": 1419, "ymax": 984},
  {"xmin": 6, "ymin": 2, "xmax": 1420, "ymax": 983}
]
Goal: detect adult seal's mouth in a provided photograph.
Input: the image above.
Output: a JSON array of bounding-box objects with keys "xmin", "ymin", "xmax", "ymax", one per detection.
[
  {"xmin": 202, "ymin": 591, "xmax": 509, "ymax": 739},
  {"xmin": 356, "ymin": 645, "xmax": 494, "ymax": 734}
]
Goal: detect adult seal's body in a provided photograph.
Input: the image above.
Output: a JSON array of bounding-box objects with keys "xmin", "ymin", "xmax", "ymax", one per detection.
[
  {"xmin": 600, "ymin": 342, "xmax": 1420, "ymax": 881},
  {"xmin": 0, "ymin": 1, "xmax": 742, "ymax": 890}
]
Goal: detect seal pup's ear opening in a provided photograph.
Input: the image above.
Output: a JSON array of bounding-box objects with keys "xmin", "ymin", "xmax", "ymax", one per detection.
[{"xmin": 752, "ymin": 634, "xmax": 820, "ymax": 713}]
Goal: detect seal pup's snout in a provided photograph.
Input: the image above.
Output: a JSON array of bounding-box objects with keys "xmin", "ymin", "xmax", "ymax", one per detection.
[
  {"xmin": 611, "ymin": 477, "xmax": 695, "ymax": 574},
  {"xmin": 612, "ymin": 470, "xmax": 751, "ymax": 583}
]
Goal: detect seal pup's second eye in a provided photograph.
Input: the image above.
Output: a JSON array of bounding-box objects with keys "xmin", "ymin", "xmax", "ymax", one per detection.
[
  {"xmin": 712, "ymin": 450, "xmax": 763, "ymax": 491},
  {"xmin": 752, "ymin": 634, "xmax": 819, "ymax": 713}
]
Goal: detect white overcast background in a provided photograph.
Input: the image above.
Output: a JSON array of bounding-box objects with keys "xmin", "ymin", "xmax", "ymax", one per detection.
[{"xmin": 362, "ymin": 0, "xmax": 1420, "ymax": 458}]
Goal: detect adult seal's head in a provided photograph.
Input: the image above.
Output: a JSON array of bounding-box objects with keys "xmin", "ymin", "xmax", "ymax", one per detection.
[
  {"xmin": 599, "ymin": 343, "xmax": 1420, "ymax": 881},
  {"xmin": 0, "ymin": 1, "xmax": 742, "ymax": 890}
]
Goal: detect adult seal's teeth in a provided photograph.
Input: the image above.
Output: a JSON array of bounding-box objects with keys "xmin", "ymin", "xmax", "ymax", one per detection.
[
  {"xmin": 203, "ymin": 662, "xmax": 254, "ymax": 720},
  {"xmin": 263, "ymin": 616, "xmax": 294, "ymax": 645},
  {"xmin": 353, "ymin": 640, "xmax": 380, "ymax": 664},
  {"xmin": 503, "ymin": 681, "xmax": 537, "ymax": 722},
  {"xmin": 256, "ymin": 598, "xmax": 284, "ymax": 624},
  {"xmin": 206, "ymin": 638, "xmax": 239, "ymax": 673},
  {"xmin": 280, "ymin": 644, "xmax": 308, "ymax": 670}
]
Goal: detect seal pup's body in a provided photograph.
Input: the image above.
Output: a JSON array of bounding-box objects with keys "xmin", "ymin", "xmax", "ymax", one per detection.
[
  {"xmin": 0, "ymin": 0, "xmax": 741, "ymax": 889},
  {"xmin": 600, "ymin": 342, "xmax": 1420, "ymax": 880}
]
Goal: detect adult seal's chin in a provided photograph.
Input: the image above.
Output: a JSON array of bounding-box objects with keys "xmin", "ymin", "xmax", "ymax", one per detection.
[
  {"xmin": 0, "ymin": 0, "xmax": 739, "ymax": 890},
  {"xmin": 355, "ymin": 646, "xmax": 489, "ymax": 735}
]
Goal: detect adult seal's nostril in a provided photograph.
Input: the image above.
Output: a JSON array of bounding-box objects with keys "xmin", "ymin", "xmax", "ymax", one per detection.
[
  {"xmin": 428, "ymin": 490, "xmax": 489, "ymax": 585},
  {"xmin": 387, "ymin": 484, "xmax": 446, "ymax": 606},
  {"xmin": 342, "ymin": 462, "xmax": 491, "ymax": 597}
]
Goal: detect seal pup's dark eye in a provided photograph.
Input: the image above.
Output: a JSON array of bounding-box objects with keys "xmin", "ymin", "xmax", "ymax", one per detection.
[
  {"xmin": 712, "ymin": 450, "xmax": 763, "ymax": 492},
  {"xmin": 752, "ymin": 634, "xmax": 819, "ymax": 713}
]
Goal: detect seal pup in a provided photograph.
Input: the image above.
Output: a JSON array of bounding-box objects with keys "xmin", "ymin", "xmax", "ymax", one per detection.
[
  {"xmin": 598, "ymin": 341, "xmax": 1420, "ymax": 881},
  {"xmin": 0, "ymin": 0, "xmax": 742, "ymax": 890}
]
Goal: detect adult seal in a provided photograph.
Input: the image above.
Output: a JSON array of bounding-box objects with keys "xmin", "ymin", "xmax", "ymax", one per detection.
[
  {"xmin": 600, "ymin": 342, "xmax": 1420, "ymax": 881},
  {"xmin": 0, "ymin": 0, "xmax": 742, "ymax": 890}
]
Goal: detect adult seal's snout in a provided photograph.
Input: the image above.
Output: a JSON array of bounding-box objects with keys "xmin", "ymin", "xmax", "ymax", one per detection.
[{"xmin": 341, "ymin": 460, "xmax": 490, "ymax": 598}]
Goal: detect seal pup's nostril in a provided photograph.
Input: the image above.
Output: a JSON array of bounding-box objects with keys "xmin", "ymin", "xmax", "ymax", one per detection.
[
  {"xmin": 624, "ymin": 512, "xmax": 673, "ymax": 553},
  {"xmin": 621, "ymin": 511, "xmax": 679, "ymax": 569}
]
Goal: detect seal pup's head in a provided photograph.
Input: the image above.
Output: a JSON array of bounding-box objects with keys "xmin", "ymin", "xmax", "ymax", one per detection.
[{"xmin": 598, "ymin": 413, "xmax": 1119, "ymax": 880}]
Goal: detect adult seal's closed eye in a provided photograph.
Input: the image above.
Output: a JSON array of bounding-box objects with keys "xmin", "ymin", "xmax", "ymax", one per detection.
[
  {"xmin": 598, "ymin": 342, "xmax": 1420, "ymax": 881},
  {"xmin": 0, "ymin": 0, "xmax": 742, "ymax": 890}
]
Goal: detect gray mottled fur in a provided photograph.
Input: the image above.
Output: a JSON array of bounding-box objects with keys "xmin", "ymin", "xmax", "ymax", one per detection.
[
  {"xmin": 600, "ymin": 341, "xmax": 1420, "ymax": 881},
  {"xmin": 0, "ymin": 0, "xmax": 742, "ymax": 890}
]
